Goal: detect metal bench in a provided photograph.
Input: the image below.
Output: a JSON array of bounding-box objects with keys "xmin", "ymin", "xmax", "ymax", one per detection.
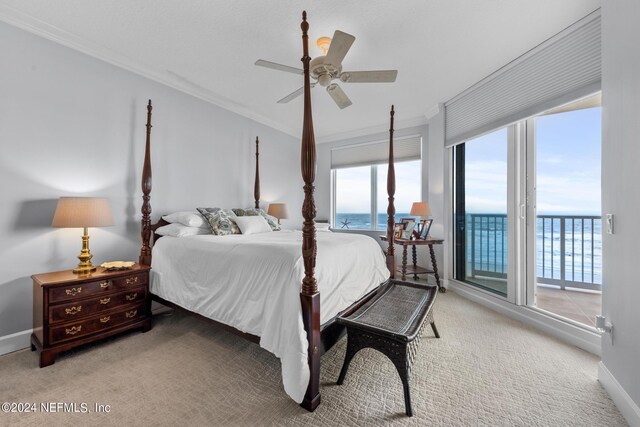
[{"xmin": 336, "ymin": 280, "xmax": 439, "ymax": 416}]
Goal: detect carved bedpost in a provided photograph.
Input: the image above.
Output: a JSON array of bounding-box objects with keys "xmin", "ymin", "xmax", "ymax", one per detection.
[
  {"xmin": 139, "ymin": 100, "xmax": 153, "ymax": 266},
  {"xmin": 254, "ymin": 136, "xmax": 260, "ymax": 209},
  {"xmin": 299, "ymin": 10, "xmax": 321, "ymax": 412},
  {"xmin": 386, "ymin": 105, "xmax": 397, "ymax": 278}
]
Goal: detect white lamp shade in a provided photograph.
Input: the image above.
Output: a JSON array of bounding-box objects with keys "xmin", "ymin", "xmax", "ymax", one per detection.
[
  {"xmin": 52, "ymin": 197, "xmax": 114, "ymax": 228},
  {"xmin": 410, "ymin": 202, "xmax": 431, "ymax": 217},
  {"xmin": 267, "ymin": 203, "xmax": 289, "ymax": 220}
]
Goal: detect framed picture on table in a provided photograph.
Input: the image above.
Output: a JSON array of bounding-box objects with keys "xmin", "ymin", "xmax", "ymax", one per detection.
[
  {"xmin": 394, "ymin": 223, "xmax": 405, "ymax": 238},
  {"xmin": 400, "ymin": 218, "xmax": 416, "ymax": 239},
  {"xmin": 419, "ymin": 219, "xmax": 433, "ymax": 240}
]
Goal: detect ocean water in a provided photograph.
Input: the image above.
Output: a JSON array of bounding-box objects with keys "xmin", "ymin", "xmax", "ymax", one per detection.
[
  {"xmin": 466, "ymin": 215, "xmax": 602, "ymax": 285},
  {"xmin": 335, "ymin": 213, "xmax": 414, "ymax": 231},
  {"xmin": 336, "ymin": 212, "xmax": 602, "ymax": 285}
]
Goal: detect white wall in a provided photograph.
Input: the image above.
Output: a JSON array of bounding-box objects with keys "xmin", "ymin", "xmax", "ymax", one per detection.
[
  {"xmin": 0, "ymin": 22, "xmax": 302, "ymax": 351},
  {"xmin": 426, "ymin": 108, "xmax": 448, "ymax": 287},
  {"xmin": 600, "ymin": 0, "xmax": 640, "ymax": 415}
]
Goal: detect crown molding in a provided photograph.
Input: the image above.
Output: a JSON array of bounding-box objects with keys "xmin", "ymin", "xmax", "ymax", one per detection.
[
  {"xmin": 0, "ymin": 3, "xmax": 299, "ymax": 138},
  {"xmin": 424, "ymin": 103, "xmax": 443, "ymax": 120},
  {"xmin": 316, "ymin": 115, "xmax": 428, "ymax": 144}
]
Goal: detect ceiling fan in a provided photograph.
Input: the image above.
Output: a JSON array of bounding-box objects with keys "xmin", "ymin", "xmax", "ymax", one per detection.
[{"xmin": 255, "ymin": 30, "xmax": 398, "ymax": 109}]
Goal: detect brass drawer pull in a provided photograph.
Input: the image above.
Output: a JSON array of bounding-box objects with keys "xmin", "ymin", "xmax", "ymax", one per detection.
[
  {"xmin": 100, "ymin": 281, "xmax": 111, "ymax": 289},
  {"xmin": 125, "ymin": 293, "xmax": 138, "ymax": 301},
  {"xmin": 100, "ymin": 316, "xmax": 110, "ymax": 323},
  {"xmin": 99, "ymin": 298, "xmax": 111, "ymax": 305},
  {"xmin": 65, "ymin": 287, "xmax": 82, "ymax": 297},
  {"xmin": 65, "ymin": 306, "xmax": 82, "ymax": 315},
  {"xmin": 65, "ymin": 325, "xmax": 82, "ymax": 335},
  {"xmin": 125, "ymin": 277, "xmax": 139, "ymax": 285},
  {"xmin": 125, "ymin": 310, "xmax": 137, "ymax": 319}
]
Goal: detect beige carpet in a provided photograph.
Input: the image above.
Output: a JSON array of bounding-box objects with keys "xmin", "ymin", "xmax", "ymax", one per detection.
[{"xmin": 0, "ymin": 291, "xmax": 626, "ymax": 426}]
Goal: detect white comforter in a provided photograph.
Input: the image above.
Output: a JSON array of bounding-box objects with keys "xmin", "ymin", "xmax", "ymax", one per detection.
[{"xmin": 150, "ymin": 230, "xmax": 390, "ymax": 403}]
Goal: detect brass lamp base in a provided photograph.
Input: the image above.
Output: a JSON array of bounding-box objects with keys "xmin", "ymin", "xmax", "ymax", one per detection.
[
  {"xmin": 73, "ymin": 264, "xmax": 96, "ymax": 275},
  {"xmin": 72, "ymin": 227, "xmax": 96, "ymax": 275}
]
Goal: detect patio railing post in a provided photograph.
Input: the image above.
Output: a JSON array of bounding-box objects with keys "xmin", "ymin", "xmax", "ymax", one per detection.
[{"xmin": 560, "ymin": 217, "xmax": 566, "ymax": 290}]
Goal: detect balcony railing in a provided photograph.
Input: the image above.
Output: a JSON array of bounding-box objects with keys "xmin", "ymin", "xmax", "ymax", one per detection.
[{"xmin": 467, "ymin": 214, "xmax": 602, "ymax": 291}]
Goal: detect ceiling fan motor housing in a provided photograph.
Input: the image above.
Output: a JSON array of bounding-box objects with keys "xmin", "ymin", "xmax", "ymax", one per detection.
[{"xmin": 310, "ymin": 56, "xmax": 341, "ymax": 87}]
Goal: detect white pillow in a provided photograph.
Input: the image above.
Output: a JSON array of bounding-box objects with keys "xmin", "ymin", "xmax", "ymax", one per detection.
[
  {"xmin": 162, "ymin": 211, "xmax": 206, "ymax": 228},
  {"xmin": 234, "ymin": 216, "xmax": 272, "ymax": 235},
  {"xmin": 316, "ymin": 223, "xmax": 331, "ymax": 232},
  {"xmin": 156, "ymin": 223, "xmax": 211, "ymax": 237}
]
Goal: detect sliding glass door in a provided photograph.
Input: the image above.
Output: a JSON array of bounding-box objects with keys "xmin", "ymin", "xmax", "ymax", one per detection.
[
  {"xmin": 453, "ymin": 127, "xmax": 510, "ymax": 297},
  {"xmin": 526, "ymin": 94, "xmax": 602, "ymax": 327},
  {"xmin": 452, "ymin": 93, "xmax": 602, "ymax": 328}
]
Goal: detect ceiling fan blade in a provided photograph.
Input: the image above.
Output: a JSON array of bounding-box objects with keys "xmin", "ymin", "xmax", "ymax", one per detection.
[
  {"xmin": 340, "ymin": 70, "xmax": 398, "ymax": 83},
  {"xmin": 326, "ymin": 83, "xmax": 352, "ymax": 109},
  {"xmin": 277, "ymin": 82, "xmax": 317, "ymax": 104},
  {"xmin": 255, "ymin": 59, "xmax": 303, "ymax": 75},
  {"xmin": 325, "ymin": 30, "xmax": 355, "ymax": 67}
]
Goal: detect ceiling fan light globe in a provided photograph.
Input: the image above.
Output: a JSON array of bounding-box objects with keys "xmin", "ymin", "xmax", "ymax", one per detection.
[
  {"xmin": 317, "ymin": 36, "xmax": 332, "ymax": 55},
  {"xmin": 318, "ymin": 74, "xmax": 332, "ymax": 87}
]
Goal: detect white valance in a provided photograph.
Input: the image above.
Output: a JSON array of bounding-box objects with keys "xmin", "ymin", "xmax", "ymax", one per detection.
[{"xmin": 331, "ymin": 135, "xmax": 421, "ymax": 169}]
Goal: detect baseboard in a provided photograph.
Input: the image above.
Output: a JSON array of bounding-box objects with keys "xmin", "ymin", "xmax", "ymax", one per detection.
[
  {"xmin": 449, "ymin": 281, "xmax": 600, "ymax": 355},
  {"xmin": 0, "ymin": 329, "xmax": 32, "ymax": 356},
  {"xmin": 599, "ymin": 362, "xmax": 640, "ymax": 427}
]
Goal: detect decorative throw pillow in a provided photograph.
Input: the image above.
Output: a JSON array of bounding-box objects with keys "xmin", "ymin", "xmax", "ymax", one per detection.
[
  {"xmin": 232, "ymin": 207, "xmax": 281, "ymax": 231},
  {"xmin": 197, "ymin": 207, "xmax": 240, "ymax": 235},
  {"xmin": 316, "ymin": 223, "xmax": 331, "ymax": 232},
  {"xmin": 234, "ymin": 216, "xmax": 272, "ymax": 235},
  {"xmin": 232, "ymin": 208, "xmax": 256, "ymax": 217}
]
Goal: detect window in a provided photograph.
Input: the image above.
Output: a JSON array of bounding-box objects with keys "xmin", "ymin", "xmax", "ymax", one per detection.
[
  {"xmin": 334, "ymin": 166, "xmax": 372, "ymax": 229},
  {"xmin": 333, "ymin": 160, "xmax": 421, "ymax": 231},
  {"xmin": 331, "ymin": 136, "xmax": 422, "ymax": 231},
  {"xmin": 376, "ymin": 160, "xmax": 422, "ymax": 229}
]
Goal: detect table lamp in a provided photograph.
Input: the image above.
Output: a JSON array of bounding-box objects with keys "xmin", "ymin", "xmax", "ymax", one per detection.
[
  {"xmin": 267, "ymin": 203, "xmax": 289, "ymax": 225},
  {"xmin": 52, "ymin": 197, "xmax": 113, "ymax": 274},
  {"xmin": 410, "ymin": 202, "xmax": 431, "ymax": 236},
  {"xmin": 410, "ymin": 202, "xmax": 431, "ymax": 219}
]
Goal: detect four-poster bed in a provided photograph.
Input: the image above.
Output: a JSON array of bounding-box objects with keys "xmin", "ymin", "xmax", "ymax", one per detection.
[{"xmin": 138, "ymin": 12, "xmax": 400, "ymax": 412}]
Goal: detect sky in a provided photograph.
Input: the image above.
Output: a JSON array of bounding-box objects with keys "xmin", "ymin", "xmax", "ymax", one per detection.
[
  {"xmin": 465, "ymin": 106, "xmax": 601, "ymax": 215},
  {"xmin": 334, "ymin": 105, "xmax": 601, "ymax": 217},
  {"xmin": 335, "ymin": 160, "xmax": 420, "ymax": 214}
]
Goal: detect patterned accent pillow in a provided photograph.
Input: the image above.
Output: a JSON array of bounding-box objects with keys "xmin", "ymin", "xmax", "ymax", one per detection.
[
  {"xmin": 197, "ymin": 208, "xmax": 240, "ymax": 235},
  {"xmin": 232, "ymin": 208, "xmax": 256, "ymax": 217},
  {"xmin": 232, "ymin": 207, "xmax": 281, "ymax": 231}
]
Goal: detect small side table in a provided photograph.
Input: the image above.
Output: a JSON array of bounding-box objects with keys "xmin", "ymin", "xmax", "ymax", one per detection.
[{"xmin": 380, "ymin": 236, "xmax": 445, "ymax": 292}]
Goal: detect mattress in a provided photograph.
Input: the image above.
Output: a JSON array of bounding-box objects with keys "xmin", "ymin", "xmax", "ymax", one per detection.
[{"xmin": 150, "ymin": 230, "xmax": 390, "ymax": 403}]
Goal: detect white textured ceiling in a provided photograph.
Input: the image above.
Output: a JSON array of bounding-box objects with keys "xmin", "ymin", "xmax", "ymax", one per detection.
[{"xmin": 0, "ymin": 0, "xmax": 600, "ymax": 141}]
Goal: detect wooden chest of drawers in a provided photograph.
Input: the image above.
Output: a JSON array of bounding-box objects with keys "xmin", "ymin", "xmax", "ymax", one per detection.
[{"xmin": 31, "ymin": 264, "xmax": 152, "ymax": 367}]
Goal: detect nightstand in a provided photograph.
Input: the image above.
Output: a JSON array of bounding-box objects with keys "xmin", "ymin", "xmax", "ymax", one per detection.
[
  {"xmin": 31, "ymin": 264, "xmax": 152, "ymax": 367},
  {"xmin": 379, "ymin": 236, "xmax": 445, "ymax": 292}
]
